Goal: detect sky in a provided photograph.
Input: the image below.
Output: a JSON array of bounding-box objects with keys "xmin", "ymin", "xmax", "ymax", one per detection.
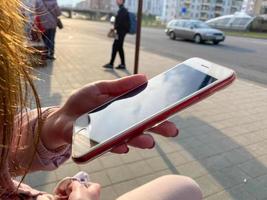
[{"xmin": 58, "ymin": 0, "xmax": 82, "ymax": 6}]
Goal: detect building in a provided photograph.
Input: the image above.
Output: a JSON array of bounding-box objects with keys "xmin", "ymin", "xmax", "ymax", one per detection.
[
  {"xmin": 76, "ymin": 0, "xmax": 113, "ymax": 11},
  {"xmin": 74, "ymin": 0, "xmax": 243, "ymax": 22},
  {"xmin": 262, "ymin": 0, "xmax": 267, "ymax": 13},
  {"xmin": 241, "ymin": 0, "xmax": 263, "ymax": 15},
  {"xmin": 178, "ymin": 0, "xmax": 243, "ymax": 21},
  {"xmin": 123, "ymin": 0, "xmax": 243, "ymax": 22}
]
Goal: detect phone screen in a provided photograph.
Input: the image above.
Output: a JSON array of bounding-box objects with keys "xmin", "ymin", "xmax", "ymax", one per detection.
[{"xmin": 73, "ymin": 64, "xmax": 217, "ymax": 155}]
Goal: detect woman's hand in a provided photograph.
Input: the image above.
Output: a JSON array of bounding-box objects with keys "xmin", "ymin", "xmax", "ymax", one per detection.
[
  {"xmin": 42, "ymin": 74, "xmax": 178, "ymax": 151},
  {"xmin": 54, "ymin": 181, "xmax": 100, "ymax": 200}
]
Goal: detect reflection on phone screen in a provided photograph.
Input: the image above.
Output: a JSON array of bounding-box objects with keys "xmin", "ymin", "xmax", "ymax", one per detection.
[{"xmin": 73, "ymin": 64, "xmax": 217, "ymax": 158}]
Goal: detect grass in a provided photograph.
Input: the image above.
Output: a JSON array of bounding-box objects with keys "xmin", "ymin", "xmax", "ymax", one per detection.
[{"xmin": 223, "ymin": 31, "xmax": 267, "ymax": 39}]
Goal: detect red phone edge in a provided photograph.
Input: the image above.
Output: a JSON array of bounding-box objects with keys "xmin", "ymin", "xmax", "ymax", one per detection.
[{"xmin": 73, "ymin": 73, "xmax": 236, "ymax": 163}]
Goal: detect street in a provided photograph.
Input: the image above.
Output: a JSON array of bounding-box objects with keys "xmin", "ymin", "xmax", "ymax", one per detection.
[{"xmin": 64, "ymin": 18, "xmax": 267, "ymax": 86}]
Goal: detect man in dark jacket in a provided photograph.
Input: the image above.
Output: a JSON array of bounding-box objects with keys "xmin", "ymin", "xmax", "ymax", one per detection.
[{"xmin": 103, "ymin": 0, "xmax": 130, "ymax": 69}]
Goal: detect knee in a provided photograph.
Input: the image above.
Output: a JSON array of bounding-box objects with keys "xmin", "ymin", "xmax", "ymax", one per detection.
[{"xmin": 157, "ymin": 175, "xmax": 202, "ymax": 200}]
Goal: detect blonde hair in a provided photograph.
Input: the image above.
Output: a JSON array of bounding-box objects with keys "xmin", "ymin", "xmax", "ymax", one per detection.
[{"xmin": 0, "ymin": 0, "xmax": 42, "ymax": 185}]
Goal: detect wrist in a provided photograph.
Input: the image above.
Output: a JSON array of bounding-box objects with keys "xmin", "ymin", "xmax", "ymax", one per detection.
[{"xmin": 39, "ymin": 106, "xmax": 72, "ymax": 151}]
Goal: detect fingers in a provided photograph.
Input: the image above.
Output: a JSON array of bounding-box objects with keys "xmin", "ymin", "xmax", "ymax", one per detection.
[
  {"xmin": 66, "ymin": 181, "xmax": 101, "ymax": 200},
  {"xmin": 127, "ymin": 134, "xmax": 155, "ymax": 149},
  {"xmin": 111, "ymin": 121, "xmax": 178, "ymax": 154},
  {"xmin": 148, "ymin": 121, "xmax": 179, "ymax": 137},
  {"xmin": 111, "ymin": 143, "xmax": 129, "ymax": 154},
  {"xmin": 95, "ymin": 74, "xmax": 147, "ymax": 96},
  {"xmin": 111, "ymin": 134, "xmax": 155, "ymax": 154}
]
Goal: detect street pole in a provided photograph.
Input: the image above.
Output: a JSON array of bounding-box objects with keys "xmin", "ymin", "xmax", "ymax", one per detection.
[{"xmin": 134, "ymin": 0, "xmax": 143, "ymax": 74}]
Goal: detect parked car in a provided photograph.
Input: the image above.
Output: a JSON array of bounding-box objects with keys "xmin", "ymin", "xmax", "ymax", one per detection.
[{"xmin": 165, "ymin": 19, "xmax": 225, "ymax": 44}]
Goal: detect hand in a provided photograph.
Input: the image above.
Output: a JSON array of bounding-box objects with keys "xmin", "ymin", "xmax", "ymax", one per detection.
[
  {"xmin": 43, "ymin": 75, "xmax": 178, "ymax": 151},
  {"xmin": 54, "ymin": 180, "xmax": 100, "ymax": 200}
]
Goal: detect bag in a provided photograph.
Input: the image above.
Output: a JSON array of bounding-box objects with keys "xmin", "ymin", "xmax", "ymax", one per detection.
[
  {"xmin": 57, "ymin": 18, "xmax": 63, "ymax": 29},
  {"xmin": 42, "ymin": 0, "xmax": 63, "ymax": 30},
  {"xmin": 128, "ymin": 12, "xmax": 137, "ymax": 34},
  {"xmin": 35, "ymin": 16, "xmax": 45, "ymax": 33},
  {"xmin": 30, "ymin": 28, "xmax": 40, "ymax": 42},
  {"xmin": 107, "ymin": 29, "xmax": 116, "ymax": 38}
]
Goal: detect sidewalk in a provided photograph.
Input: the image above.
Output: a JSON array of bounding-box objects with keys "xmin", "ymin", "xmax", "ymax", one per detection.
[{"xmin": 28, "ymin": 19, "xmax": 267, "ymax": 200}]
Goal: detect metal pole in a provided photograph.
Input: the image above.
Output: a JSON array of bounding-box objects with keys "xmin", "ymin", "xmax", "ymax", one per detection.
[{"xmin": 134, "ymin": 0, "xmax": 143, "ymax": 74}]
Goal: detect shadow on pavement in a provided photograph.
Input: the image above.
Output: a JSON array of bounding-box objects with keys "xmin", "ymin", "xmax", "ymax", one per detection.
[
  {"xmin": 33, "ymin": 61, "xmax": 62, "ymax": 107},
  {"xmin": 156, "ymin": 115, "xmax": 267, "ymax": 199},
  {"xmin": 104, "ymin": 68, "xmax": 132, "ymax": 78}
]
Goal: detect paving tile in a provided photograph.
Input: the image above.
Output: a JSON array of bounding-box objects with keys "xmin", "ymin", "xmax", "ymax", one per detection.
[
  {"xmin": 242, "ymin": 178, "xmax": 267, "ymax": 200},
  {"xmin": 106, "ymin": 165, "xmax": 135, "ymax": 184},
  {"xmin": 211, "ymin": 166, "xmax": 250, "ymax": 189},
  {"xmin": 176, "ymin": 161, "xmax": 208, "ymax": 179},
  {"xmin": 145, "ymin": 156, "xmax": 170, "ymax": 172},
  {"xmin": 239, "ymin": 159, "xmax": 267, "ymax": 178},
  {"xmin": 126, "ymin": 160, "xmax": 153, "ymax": 177},
  {"xmin": 228, "ymin": 184, "xmax": 257, "ymax": 200},
  {"xmin": 205, "ymin": 191, "xmax": 233, "ymax": 200},
  {"xmin": 187, "ymin": 144, "xmax": 221, "ymax": 160},
  {"xmin": 89, "ymin": 171, "xmax": 112, "ymax": 187},
  {"xmin": 202, "ymin": 154, "xmax": 232, "ymax": 171},
  {"xmin": 222, "ymin": 148, "xmax": 254, "ymax": 165},
  {"xmin": 120, "ymin": 149, "xmax": 143, "ymax": 164},
  {"xmin": 135, "ymin": 169, "xmax": 173, "ymax": 185},
  {"xmin": 166, "ymin": 151, "xmax": 189, "ymax": 166},
  {"xmin": 99, "ymin": 154, "xmax": 124, "ymax": 168},
  {"xmin": 55, "ymin": 162, "xmax": 81, "ymax": 180},
  {"xmin": 178, "ymin": 150, "xmax": 197, "ymax": 162},
  {"xmin": 79, "ymin": 158, "xmax": 104, "ymax": 173},
  {"xmin": 100, "ymin": 186, "xmax": 118, "ymax": 200},
  {"xmin": 136, "ymin": 148, "xmax": 161, "ymax": 159},
  {"xmin": 195, "ymin": 175, "xmax": 223, "ymax": 197},
  {"xmin": 112, "ymin": 179, "xmax": 139, "ymax": 196},
  {"xmin": 156, "ymin": 139, "xmax": 183, "ymax": 153},
  {"xmin": 27, "ymin": 171, "xmax": 57, "ymax": 187}
]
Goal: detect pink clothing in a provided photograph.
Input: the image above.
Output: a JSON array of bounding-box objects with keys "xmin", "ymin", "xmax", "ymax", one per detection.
[
  {"xmin": 0, "ymin": 107, "xmax": 71, "ymax": 199},
  {"xmin": 0, "ymin": 108, "xmax": 202, "ymax": 200}
]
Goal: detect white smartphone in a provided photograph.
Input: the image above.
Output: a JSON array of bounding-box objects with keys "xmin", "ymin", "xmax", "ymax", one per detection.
[{"xmin": 72, "ymin": 57, "xmax": 236, "ymax": 163}]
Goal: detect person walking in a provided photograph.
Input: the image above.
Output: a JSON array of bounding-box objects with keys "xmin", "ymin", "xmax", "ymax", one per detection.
[
  {"xmin": 35, "ymin": 0, "xmax": 61, "ymax": 60},
  {"xmin": 103, "ymin": 0, "xmax": 130, "ymax": 70}
]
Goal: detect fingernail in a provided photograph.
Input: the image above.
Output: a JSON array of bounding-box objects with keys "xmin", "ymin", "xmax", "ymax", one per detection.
[
  {"xmin": 124, "ymin": 147, "xmax": 129, "ymax": 154},
  {"xmin": 148, "ymin": 140, "xmax": 156, "ymax": 149},
  {"xmin": 173, "ymin": 129, "xmax": 179, "ymax": 137}
]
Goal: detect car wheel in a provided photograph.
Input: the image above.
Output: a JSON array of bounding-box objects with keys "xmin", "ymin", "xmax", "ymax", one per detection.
[
  {"xmin": 194, "ymin": 34, "xmax": 202, "ymax": 44},
  {"xmin": 169, "ymin": 32, "xmax": 176, "ymax": 40},
  {"xmin": 213, "ymin": 41, "xmax": 220, "ymax": 45}
]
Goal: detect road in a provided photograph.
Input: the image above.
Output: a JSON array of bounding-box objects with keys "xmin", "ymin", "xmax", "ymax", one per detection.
[{"xmin": 63, "ymin": 19, "xmax": 267, "ymax": 86}]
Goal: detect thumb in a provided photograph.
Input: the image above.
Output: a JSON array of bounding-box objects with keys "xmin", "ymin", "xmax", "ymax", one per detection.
[{"xmin": 67, "ymin": 181, "xmax": 101, "ymax": 200}]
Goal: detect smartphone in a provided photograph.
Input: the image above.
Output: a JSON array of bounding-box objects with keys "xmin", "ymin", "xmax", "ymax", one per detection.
[{"xmin": 72, "ymin": 57, "xmax": 236, "ymax": 163}]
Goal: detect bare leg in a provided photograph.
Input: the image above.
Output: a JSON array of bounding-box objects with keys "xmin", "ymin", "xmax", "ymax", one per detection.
[{"xmin": 117, "ymin": 175, "xmax": 202, "ymax": 200}]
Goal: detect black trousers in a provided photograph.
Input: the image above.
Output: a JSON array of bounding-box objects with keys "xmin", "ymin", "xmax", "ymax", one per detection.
[
  {"xmin": 42, "ymin": 28, "xmax": 56, "ymax": 56},
  {"xmin": 110, "ymin": 32, "xmax": 126, "ymax": 66}
]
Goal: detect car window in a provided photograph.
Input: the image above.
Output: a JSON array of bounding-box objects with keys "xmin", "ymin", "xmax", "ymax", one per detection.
[
  {"xmin": 175, "ymin": 21, "xmax": 184, "ymax": 27},
  {"xmin": 183, "ymin": 21, "xmax": 192, "ymax": 28},
  {"xmin": 168, "ymin": 20, "xmax": 176, "ymax": 26},
  {"xmin": 192, "ymin": 22, "xmax": 210, "ymax": 28}
]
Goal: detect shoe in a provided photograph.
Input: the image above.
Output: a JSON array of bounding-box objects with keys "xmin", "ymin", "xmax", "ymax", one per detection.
[
  {"xmin": 103, "ymin": 63, "xmax": 114, "ymax": 69},
  {"xmin": 115, "ymin": 64, "xmax": 126, "ymax": 70},
  {"xmin": 46, "ymin": 55, "xmax": 56, "ymax": 60}
]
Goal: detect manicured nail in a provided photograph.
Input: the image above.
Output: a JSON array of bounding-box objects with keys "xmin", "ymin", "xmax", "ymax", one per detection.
[
  {"xmin": 173, "ymin": 129, "xmax": 179, "ymax": 137},
  {"xmin": 148, "ymin": 140, "xmax": 156, "ymax": 149},
  {"xmin": 124, "ymin": 147, "xmax": 129, "ymax": 154}
]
